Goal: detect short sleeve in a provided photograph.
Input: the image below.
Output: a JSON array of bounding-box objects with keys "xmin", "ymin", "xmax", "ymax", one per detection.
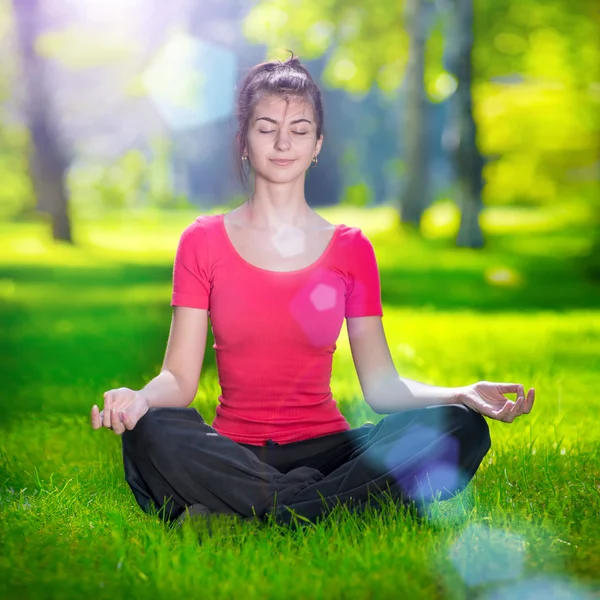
[
  {"xmin": 345, "ymin": 229, "xmax": 384, "ymax": 318},
  {"xmin": 171, "ymin": 219, "xmax": 211, "ymax": 309}
]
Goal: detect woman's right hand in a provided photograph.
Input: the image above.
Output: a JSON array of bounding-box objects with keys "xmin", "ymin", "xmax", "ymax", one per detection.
[{"xmin": 90, "ymin": 387, "xmax": 150, "ymax": 435}]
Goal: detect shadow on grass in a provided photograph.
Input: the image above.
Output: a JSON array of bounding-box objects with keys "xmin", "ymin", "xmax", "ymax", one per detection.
[
  {"xmin": 1, "ymin": 234, "xmax": 598, "ymax": 314},
  {"xmin": 379, "ymin": 256, "xmax": 598, "ymax": 312}
]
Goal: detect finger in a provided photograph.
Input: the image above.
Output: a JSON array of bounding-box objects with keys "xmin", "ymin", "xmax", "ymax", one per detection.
[
  {"xmin": 518, "ymin": 388, "xmax": 531, "ymax": 415},
  {"xmin": 91, "ymin": 405, "xmax": 102, "ymax": 429},
  {"xmin": 111, "ymin": 408, "xmax": 125, "ymax": 435},
  {"xmin": 103, "ymin": 394, "xmax": 112, "ymax": 428},
  {"xmin": 122, "ymin": 412, "xmax": 136, "ymax": 431},
  {"xmin": 503, "ymin": 385, "xmax": 527, "ymax": 416},
  {"xmin": 505, "ymin": 402, "xmax": 520, "ymax": 422},
  {"xmin": 502, "ymin": 395, "xmax": 523, "ymax": 422},
  {"xmin": 493, "ymin": 400, "xmax": 514, "ymax": 422},
  {"xmin": 504, "ymin": 383, "xmax": 525, "ymax": 412},
  {"xmin": 512, "ymin": 396, "xmax": 525, "ymax": 420},
  {"xmin": 524, "ymin": 388, "xmax": 535, "ymax": 414},
  {"xmin": 512, "ymin": 384, "xmax": 525, "ymax": 403},
  {"xmin": 496, "ymin": 383, "xmax": 521, "ymax": 395}
]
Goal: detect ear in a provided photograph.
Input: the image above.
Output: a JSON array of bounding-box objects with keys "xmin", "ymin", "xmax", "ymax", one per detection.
[{"xmin": 315, "ymin": 134, "xmax": 324, "ymax": 157}]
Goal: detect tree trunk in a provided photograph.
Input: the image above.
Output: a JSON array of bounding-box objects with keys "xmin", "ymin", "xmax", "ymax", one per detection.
[
  {"xmin": 12, "ymin": 0, "xmax": 72, "ymax": 243},
  {"xmin": 444, "ymin": 0, "xmax": 484, "ymax": 248},
  {"xmin": 400, "ymin": 0, "xmax": 430, "ymax": 227}
]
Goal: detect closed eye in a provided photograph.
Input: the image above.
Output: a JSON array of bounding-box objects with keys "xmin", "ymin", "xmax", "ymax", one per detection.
[{"xmin": 258, "ymin": 130, "xmax": 309, "ymax": 135}]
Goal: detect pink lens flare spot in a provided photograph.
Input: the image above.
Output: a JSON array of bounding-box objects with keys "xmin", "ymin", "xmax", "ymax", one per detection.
[
  {"xmin": 289, "ymin": 271, "xmax": 345, "ymax": 348},
  {"xmin": 309, "ymin": 284, "xmax": 337, "ymax": 312}
]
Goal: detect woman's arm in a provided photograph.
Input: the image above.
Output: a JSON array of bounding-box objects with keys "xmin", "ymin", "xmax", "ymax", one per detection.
[
  {"xmin": 346, "ymin": 316, "xmax": 461, "ymax": 413},
  {"xmin": 347, "ymin": 315, "xmax": 534, "ymax": 421},
  {"xmin": 139, "ymin": 306, "xmax": 209, "ymax": 408}
]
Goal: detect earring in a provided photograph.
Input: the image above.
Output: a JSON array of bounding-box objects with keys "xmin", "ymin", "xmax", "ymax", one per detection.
[
  {"xmin": 242, "ymin": 154, "xmax": 248, "ymax": 161},
  {"xmin": 312, "ymin": 155, "xmax": 318, "ymax": 166}
]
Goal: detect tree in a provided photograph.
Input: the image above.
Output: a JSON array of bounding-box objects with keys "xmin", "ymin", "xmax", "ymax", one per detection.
[
  {"xmin": 443, "ymin": 0, "xmax": 485, "ymax": 248},
  {"xmin": 11, "ymin": 0, "xmax": 72, "ymax": 242},
  {"xmin": 401, "ymin": 0, "xmax": 432, "ymax": 228}
]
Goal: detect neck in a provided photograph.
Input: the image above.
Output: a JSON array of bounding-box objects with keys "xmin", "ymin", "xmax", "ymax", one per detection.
[{"xmin": 243, "ymin": 178, "xmax": 313, "ymax": 230}]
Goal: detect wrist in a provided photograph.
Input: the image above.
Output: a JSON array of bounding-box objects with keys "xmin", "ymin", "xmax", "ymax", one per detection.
[
  {"xmin": 452, "ymin": 385, "xmax": 470, "ymax": 405},
  {"xmin": 135, "ymin": 389, "xmax": 152, "ymax": 407}
]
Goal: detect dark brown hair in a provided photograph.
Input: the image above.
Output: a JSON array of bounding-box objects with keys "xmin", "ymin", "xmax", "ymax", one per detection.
[{"xmin": 234, "ymin": 52, "xmax": 325, "ymax": 189}]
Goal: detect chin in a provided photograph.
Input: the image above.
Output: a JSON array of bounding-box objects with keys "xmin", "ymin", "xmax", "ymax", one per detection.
[{"xmin": 259, "ymin": 167, "xmax": 307, "ymax": 182}]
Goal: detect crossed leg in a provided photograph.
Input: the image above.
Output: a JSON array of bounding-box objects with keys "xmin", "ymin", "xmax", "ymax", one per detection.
[{"xmin": 121, "ymin": 404, "xmax": 490, "ymax": 526}]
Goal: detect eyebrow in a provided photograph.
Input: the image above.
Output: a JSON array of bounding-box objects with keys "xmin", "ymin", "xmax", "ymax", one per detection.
[{"xmin": 255, "ymin": 117, "xmax": 312, "ymax": 125}]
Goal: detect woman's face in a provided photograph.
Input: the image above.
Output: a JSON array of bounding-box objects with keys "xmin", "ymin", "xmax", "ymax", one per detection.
[{"xmin": 245, "ymin": 94, "xmax": 323, "ymax": 183}]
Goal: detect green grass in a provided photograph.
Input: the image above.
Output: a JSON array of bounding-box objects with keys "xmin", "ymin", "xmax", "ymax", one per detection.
[{"xmin": 1, "ymin": 202, "xmax": 599, "ymax": 599}]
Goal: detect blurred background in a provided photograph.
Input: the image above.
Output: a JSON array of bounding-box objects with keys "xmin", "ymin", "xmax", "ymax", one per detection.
[{"xmin": 0, "ymin": 0, "xmax": 598, "ymax": 256}]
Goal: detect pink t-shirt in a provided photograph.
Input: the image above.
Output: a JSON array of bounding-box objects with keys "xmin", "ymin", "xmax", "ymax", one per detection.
[{"xmin": 171, "ymin": 213, "xmax": 384, "ymax": 445}]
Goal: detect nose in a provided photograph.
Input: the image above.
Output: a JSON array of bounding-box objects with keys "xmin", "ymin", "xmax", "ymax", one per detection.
[{"xmin": 274, "ymin": 129, "xmax": 291, "ymax": 152}]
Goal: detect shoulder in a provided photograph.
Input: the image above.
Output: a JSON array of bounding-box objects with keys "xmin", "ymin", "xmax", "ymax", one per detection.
[
  {"xmin": 179, "ymin": 214, "xmax": 220, "ymax": 241},
  {"xmin": 175, "ymin": 216, "xmax": 220, "ymax": 262},
  {"xmin": 335, "ymin": 224, "xmax": 380, "ymax": 278},
  {"xmin": 337, "ymin": 224, "xmax": 376, "ymax": 251}
]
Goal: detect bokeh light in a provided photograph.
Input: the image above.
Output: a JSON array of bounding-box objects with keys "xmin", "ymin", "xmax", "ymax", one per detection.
[
  {"xmin": 383, "ymin": 423, "xmax": 464, "ymax": 504},
  {"xmin": 310, "ymin": 284, "xmax": 337, "ymax": 312},
  {"xmin": 271, "ymin": 225, "xmax": 307, "ymax": 258},
  {"xmin": 449, "ymin": 523, "xmax": 527, "ymax": 586},
  {"xmin": 483, "ymin": 575, "xmax": 595, "ymax": 600},
  {"xmin": 142, "ymin": 33, "xmax": 236, "ymax": 131}
]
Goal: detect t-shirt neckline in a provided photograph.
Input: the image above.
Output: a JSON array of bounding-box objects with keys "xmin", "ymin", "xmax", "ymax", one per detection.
[{"xmin": 219, "ymin": 213, "xmax": 341, "ymax": 275}]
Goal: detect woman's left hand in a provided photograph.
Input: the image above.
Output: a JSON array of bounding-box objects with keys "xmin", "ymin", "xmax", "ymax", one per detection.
[{"xmin": 460, "ymin": 381, "xmax": 535, "ymax": 422}]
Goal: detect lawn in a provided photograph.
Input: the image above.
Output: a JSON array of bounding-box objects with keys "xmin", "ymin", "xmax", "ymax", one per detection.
[{"xmin": 1, "ymin": 202, "xmax": 599, "ymax": 599}]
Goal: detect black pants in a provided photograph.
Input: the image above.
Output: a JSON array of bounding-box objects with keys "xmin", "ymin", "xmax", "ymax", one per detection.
[{"xmin": 121, "ymin": 404, "xmax": 491, "ymax": 526}]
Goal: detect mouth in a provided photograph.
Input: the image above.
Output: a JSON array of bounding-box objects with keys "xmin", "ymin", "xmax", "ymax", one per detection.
[{"xmin": 270, "ymin": 159, "xmax": 295, "ymax": 166}]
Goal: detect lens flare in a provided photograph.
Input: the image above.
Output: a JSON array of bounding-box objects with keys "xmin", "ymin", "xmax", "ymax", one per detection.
[
  {"xmin": 271, "ymin": 225, "xmax": 307, "ymax": 258},
  {"xmin": 142, "ymin": 34, "xmax": 236, "ymax": 131},
  {"xmin": 449, "ymin": 523, "xmax": 527, "ymax": 586},
  {"xmin": 483, "ymin": 575, "xmax": 594, "ymax": 599}
]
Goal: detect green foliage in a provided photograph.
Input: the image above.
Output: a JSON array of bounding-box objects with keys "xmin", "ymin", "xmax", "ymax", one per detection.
[
  {"xmin": 243, "ymin": 0, "xmax": 409, "ymax": 96},
  {"xmin": 66, "ymin": 137, "xmax": 193, "ymax": 219},
  {"xmin": 80, "ymin": 150, "xmax": 147, "ymax": 212},
  {"xmin": 424, "ymin": 13, "xmax": 455, "ymax": 103},
  {"xmin": 473, "ymin": 0, "xmax": 598, "ymax": 84},
  {"xmin": 147, "ymin": 137, "xmax": 175, "ymax": 208},
  {"xmin": 472, "ymin": 0, "xmax": 600, "ymax": 206},
  {"xmin": 477, "ymin": 80, "xmax": 599, "ymax": 206},
  {"xmin": 340, "ymin": 181, "xmax": 373, "ymax": 207},
  {"xmin": 0, "ymin": 206, "xmax": 599, "ymax": 597}
]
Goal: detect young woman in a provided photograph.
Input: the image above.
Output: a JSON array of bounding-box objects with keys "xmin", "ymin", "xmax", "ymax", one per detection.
[{"xmin": 90, "ymin": 55, "xmax": 534, "ymax": 527}]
